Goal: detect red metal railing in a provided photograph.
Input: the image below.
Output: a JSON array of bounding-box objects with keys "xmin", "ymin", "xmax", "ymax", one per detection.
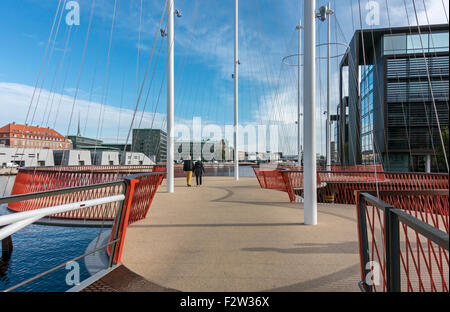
[
  {"xmin": 252, "ymin": 166, "xmax": 449, "ymax": 204},
  {"xmin": 108, "ymin": 172, "xmax": 164, "ymax": 264},
  {"xmin": 356, "ymin": 191, "xmax": 449, "ymax": 292},
  {"xmin": 253, "ymin": 168, "xmax": 288, "ymax": 191},
  {"xmin": 6, "ymin": 166, "xmax": 165, "ymax": 266},
  {"xmin": 8, "ymin": 166, "xmax": 162, "ymax": 221},
  {"xmin": 20, "ymin": 165, "xmax": 155, "ymax": 173}
]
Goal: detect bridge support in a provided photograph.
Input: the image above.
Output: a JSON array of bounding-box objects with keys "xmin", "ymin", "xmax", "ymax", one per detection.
[{"xmin": 303, "ymin": 0, "xmax": 317, "ymax": 225}]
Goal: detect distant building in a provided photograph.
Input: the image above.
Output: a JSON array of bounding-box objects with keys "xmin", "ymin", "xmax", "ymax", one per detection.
[
  {"xmin": 119, "ymin": 152, "xmax": 154, "ymax": 166},
  {"xmin": 67, "ymin": 135, "xmax": 103, "ymax": 150},
  {"xmin": 0, "ymin": 123, "xmax": 70, "ymax": 150},
  {"xmin": 245, "ymin": 152, "xmax": 281, "ymax": 162},
  {"xmin": 0, "ymin": 147, "xmax": 154, "ymax": 167},
  {"xmin": 91, "ymin": 151, "xmax": 120, "ymax": 165},
  {"xmin": 339, "ymin": 24, "xmax": 449, "ymax": 172},
  {"xmin": 175, "ymin": 140, "xmax": 232, "ymax": 162},
  {"xmin": 53, "ymin": 150, "xmax": 92, "ymax": 166},
  {"xmin": 101, "ymin": 143, "xmax": 131, "ymax": 152},
  {"xmin": 132, "ymin": 129, "xmax": 167, "ymax": 163},
  {"xmin": 0, "ymin": 148, "xmax": 54, "ymax": 167},
  {"xmin": 282, "ymin": 155, "xmax": 300, "ymax": 162},
  {"xmin": 237, "ymin": 151, "xmax": 246, "ymax": 161}
]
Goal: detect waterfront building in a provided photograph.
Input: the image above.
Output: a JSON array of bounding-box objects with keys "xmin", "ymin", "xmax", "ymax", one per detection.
[
  {"xmin": 0, "ymin": 147, "xmax": 54, "ymax": 167},
  {"xmin": 132, "ymin": 129, "xmax": 167, "ymax": 163},
  {"xmin": 53, "ymin": 150, "xmax": 92, "ymax": 166},
  {"xmin": 119, "ymin": 152, "xmax": 154, "ymax": 165},
  {"xmin": 91, "ymin": 151, "xmax": 120, "ymax": 165},
  {"xmin": 0, "ymin": 123, "xmax": 70, "ymax": 150},
  {"xmin": 338, "ymin": 24, "xmax": 449, "ymax": 172},
  {"xmin": 101, "ymin": 143, "xmax": 132, "ymax": 152},
  {"xmin": 67, "ymin": 135, "xmax": 104, "ymax": 150},
  {"xmin": 175, "ymin": 139, "xmax": 232, "ymax": 162}
]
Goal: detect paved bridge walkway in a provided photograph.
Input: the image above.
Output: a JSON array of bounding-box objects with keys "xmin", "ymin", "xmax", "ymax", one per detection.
[{"xmin": 120, "ymin": 177, "xmax": 361, "ymax": 292}]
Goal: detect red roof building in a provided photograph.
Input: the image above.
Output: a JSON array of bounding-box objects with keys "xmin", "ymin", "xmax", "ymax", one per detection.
[{"xmin": 0, "ymin": 122, "xmax": 70, "ymax": 150}]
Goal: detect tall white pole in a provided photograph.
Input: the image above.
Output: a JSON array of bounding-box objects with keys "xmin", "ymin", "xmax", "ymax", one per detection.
[
  {"xmin": 297, "ymin": 21, "xmax": 303, "ymax": 167},
  {"xmin": 167, "ymin": 0, "xmax": 174, "ymax": 193},
  {"xmin": 234, "ymin": 0, "xmax": 239, "ymax": 181},
  {"xmin": 326, "ymin": 2, "xmax": 332, "ymax": 171},
  {"xmin": 304, "ymin": 0, "xmax": 317, "ymax": 225}
]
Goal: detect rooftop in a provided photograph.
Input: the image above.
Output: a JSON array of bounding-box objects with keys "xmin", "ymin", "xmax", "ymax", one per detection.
[{"xmin": 0, "ymin": 123, "xmax": 67, "ymax": 139}]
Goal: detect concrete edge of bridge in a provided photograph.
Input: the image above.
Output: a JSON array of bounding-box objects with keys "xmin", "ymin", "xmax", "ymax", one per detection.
[{"xmin": 77, "ymin": 229, "xmax": 179, "ymax": 292}]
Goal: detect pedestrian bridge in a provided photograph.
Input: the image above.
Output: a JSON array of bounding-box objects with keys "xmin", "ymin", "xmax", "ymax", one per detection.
[
  {"xmin": 2, "ymin": 166, "xmax": 447, "ymax": 292},
  {"xmin": 120, "ymin": 177, "xmax": 361, "ymax": 292}
]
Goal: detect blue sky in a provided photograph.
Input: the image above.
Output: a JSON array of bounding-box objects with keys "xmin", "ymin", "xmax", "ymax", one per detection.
[{"xmin": 0, "ymin": 0, "xmax": 448, "ymax": 155}]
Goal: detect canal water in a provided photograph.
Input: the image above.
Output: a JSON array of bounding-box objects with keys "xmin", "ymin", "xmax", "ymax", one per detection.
[
  {"xmin": 0, "ymin": 166, "xmax": 256, "ymax": 292},
  {"xmin": 204, "ymin": 165, "xmax": 256, "ymax": 177}
]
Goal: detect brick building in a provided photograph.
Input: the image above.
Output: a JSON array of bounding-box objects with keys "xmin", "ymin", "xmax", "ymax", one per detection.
[{"xmin": 0, "ymin": 123, "xmax": 70, "ymax": 150}]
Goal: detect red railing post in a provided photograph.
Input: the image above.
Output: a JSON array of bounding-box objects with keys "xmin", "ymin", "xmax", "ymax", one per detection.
[{"xmin": 112, "ymin": 178, "xmax": 139, "ymax": 265}]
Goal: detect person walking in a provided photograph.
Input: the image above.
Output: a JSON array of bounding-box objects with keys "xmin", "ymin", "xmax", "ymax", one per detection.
[
  {"xmin": 194, "ymin": 157, "xmax": 205, "ymax": 186},
  {"xmin": 183, "ymin": 155, "xmax": 194, "ymax": 187}
]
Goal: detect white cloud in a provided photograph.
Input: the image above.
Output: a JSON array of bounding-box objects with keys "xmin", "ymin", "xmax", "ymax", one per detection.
[{"xmin": 0, "ymin": 82, "xmax": 166, "ymax": 144}]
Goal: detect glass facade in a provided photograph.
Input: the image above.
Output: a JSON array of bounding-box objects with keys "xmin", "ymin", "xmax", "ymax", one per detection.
[
  {"xmin": 383, "ymin": 32, "xmax": 449, "ymax": 55},
  {"xmin": 132, "ymin": 129, "xmax": 167, "ymax": 162},
  {"xmin": 360, "ymin": 65, "xmax": 375, "ymax": 165}
]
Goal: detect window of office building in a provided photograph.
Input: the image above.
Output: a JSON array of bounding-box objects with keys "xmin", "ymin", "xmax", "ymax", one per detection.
[
  {"xmin": 360, "ymin": 65, "xmax": 375, "ymax": 165},
  {"xmin": 383, "ymin": 32, "xmax": 449, "ymax": 55}
]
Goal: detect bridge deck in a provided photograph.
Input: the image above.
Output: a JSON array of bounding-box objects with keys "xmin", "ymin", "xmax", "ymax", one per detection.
[{"xmin": 120, "ymin": 177, "xmax": 361, "ymax": 292}]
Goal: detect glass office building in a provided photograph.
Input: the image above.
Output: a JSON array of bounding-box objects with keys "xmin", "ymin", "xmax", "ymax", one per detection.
[
  {"xmin": 339, "ymin": 24, "xmax": 449, "ymax": 172},
  {"xmin": 132, "ymin": 129, "xmax": 167, "ymax": 163}
]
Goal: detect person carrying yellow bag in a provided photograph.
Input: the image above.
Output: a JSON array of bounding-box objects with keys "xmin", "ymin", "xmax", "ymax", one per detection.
[{"xmin": 183, "ymin": 155, "xmax": 194, "ymax": 187}]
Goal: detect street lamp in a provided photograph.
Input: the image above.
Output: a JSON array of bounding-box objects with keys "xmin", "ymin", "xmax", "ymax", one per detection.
[{"xmin": 317, "ymin": 3, "xmax": 334, "ymax": 171}]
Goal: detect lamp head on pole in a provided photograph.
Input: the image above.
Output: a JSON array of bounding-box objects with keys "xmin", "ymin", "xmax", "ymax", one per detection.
[
  {"xmin": 317, "ymin": 5, "xmax": 328, "ymax": 21},
  {"xmin": 317, "ymin": 4, "xmax": 334, "ymax": 22}
]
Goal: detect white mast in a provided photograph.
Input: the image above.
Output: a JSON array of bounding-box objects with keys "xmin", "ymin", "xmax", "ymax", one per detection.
[
  {"xmin": 167, "ymin": 0, "xmax": 175, "ymax": 193},
  {"xmin": 326, "ymin": 2, "xmax": 333, "ymax": 171},
  {"xmin": 297, "ymin": 21, "xmax": 303, "ymax": 167},
  {"xmin": 234, "ymin": 0, "xmax": 239, "ymax": 181},
  {"xmin": 304, "ymin": 0, "xmax": 317, "ymax": 225}
]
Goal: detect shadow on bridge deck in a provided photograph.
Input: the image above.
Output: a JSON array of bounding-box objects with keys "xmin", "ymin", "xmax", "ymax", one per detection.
[{"xmin": 119, "ymin": 177, "xmax": 361, "ymax": 292}]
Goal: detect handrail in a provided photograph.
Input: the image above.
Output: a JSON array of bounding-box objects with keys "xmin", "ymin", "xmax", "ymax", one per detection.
[
  {"xmin": 17, "ymin": 165, "xmax": 155, "ymax": 172},
  {"xmin": 279, "ymin": 168, "xmax": 449, "ymax": 177},
  {"xmin": 0, "ymin": 181, "xmax": 125, "ymax": 205},
  {"xmin": 363, "ymin": 190, "xmax": 449, "ymax": 197},
  {"xmin": 0, "ymin": 195, "xmax": 125, "ymax": 241},
  {"xmin": 359, "ymin": 192, "xmax": 393, "ymax": 212},
  {"xmin": 357, "ymin": 192, "xmax": 449, "ymax": 292},
  {"xmin": 392, "ymin": 208, "xmax": 449, "ymax": 250}
]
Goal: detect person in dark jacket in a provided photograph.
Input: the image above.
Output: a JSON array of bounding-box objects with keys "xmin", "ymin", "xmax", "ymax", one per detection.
[
  {"xmin": 194, "ymin": 158, "xmax": 205, "ymax": 186},
  {"xmin": 183, "ymin": 156, "xmax": 194, "ymax": 187}
]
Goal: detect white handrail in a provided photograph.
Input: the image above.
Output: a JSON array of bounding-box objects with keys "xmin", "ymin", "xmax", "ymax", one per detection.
[{"xmin": 0, "ymin": 195, "xmax": 125, "ymax": 241}]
